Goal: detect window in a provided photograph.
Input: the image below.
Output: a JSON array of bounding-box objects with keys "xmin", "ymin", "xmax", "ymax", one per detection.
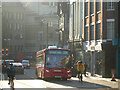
[
  {"xmin": 85, "ymin": 2, "xmax": 88, "ymax": 16},
  {"xmin": 107, "ymin": 1, "xmax": 115, "ymax": 10},
  {"xmin": 17, "ymin": 24, "xmax": 20, "ymax": 30},
  {"xmin": 90, "ymin": 2, "xmax": 94, "ymax": 14},
  {"xmin": 14, "ymin": 13, "xmax": 16, "ymax": 19},
  {"xmin": 9, "ymin": 23, "xmax": 11, "ymax": 29},
  {"xmin": 9, "ymin": 13, "xmax": 11, "ymax": 19},
  {"xmin": 14, "ymin": 24, "xmax": 16, "ymax": 30},
  {"xmin": 85, "ymin": 27, "xmax": 88, "ymax": 41},
  {"xmin": 49, "ymin": 2, "xmax": 55, "ymax": 7},
  {"xmin": 49, "ymin": 2, "xmax": 51, "ymax": 6},
  {"xmin": 48, "ymin": 33, "xmax": 53, "ymax": 38},
  {"xmin": 21, "ymin": 13, "xmax": 23, "ymax": 20},
  {"xmin": 96, "ymin": 23, "xmax": 101, "ymax": 40},
  {"xmin": 53, "ymin": 2, "xmax": 55, "ymax": 6},
  {"xmin": 90, "ymin": 25, "xmax": 94, "ymax": 40},
  {"xmin": 21, "ymin": 24, "xmax": 22, "ymax": 30},
  {"xmin": 6, "ymin": 12, "xmax": 8, "ymax": 19},
  {"xmin": 96, "ymin": 2, "xmax": 101, "ymax": 12},
  {"xmin": 107, "ymin": 19, "xmax": 115, "ymax": 39},
  {"xmin": 38, "ymin": 32, "xmax": 43, "ymax": 40},
  {"xmin": 17, "ymin": 13, "xmax": 19, "ymax": 20}
]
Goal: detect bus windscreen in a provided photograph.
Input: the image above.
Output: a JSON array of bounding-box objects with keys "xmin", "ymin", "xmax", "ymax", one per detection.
[{"xmin": 46, "ymin": 50, "xmax": 71, "ymax": 68}]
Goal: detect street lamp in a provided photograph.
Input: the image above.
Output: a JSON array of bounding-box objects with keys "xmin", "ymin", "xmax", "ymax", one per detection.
[
  {"xmin": 41, "ymin": 20, "xmax": 49, "ymax": 48},
  {"xmin": 79, "ymin": 36, "xmax": 84, "ymax": 62},
  {"xmin": 72, "ymin": 2, "xmax": 75, "ymax": 59},
  {"xmin": 42, "ymin": 20, "xmax": 52, "ymax": 48},
  {"xmin": 56, "ymin": 29, "xmax": 62, "ymax": 48}
]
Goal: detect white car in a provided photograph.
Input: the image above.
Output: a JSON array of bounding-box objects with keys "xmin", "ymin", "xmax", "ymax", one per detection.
[{"xmin": 22, "ymin": 60, "xmax": 30, "ymax": 69}]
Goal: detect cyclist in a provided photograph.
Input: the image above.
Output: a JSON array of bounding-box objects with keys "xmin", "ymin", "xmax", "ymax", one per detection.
[
  {"xmin": 7, "ymin": 63, "xmax": 15, "ymax": 85},
  {"xmin": 77, "ymin": 61, "xmax": 85, "ymax": 82}
]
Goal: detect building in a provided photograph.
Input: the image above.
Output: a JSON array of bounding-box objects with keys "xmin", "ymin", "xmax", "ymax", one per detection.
[
  {"xmin": 68, "ymin": 0, "xmax": 84, "ymax": 62},
  {"xmin": 57, "ymin": 2, "xmax": 70, "ymax": 48},
  {"xmin": 2, "ymin": 2, "xmax": 59, "ymax": 62},
  {"xmin": 2, "ymin": 2, "xmax": 25, "ymax": 61},
  {"xmin": 117, "ymin": 1, "xmax": 120, "ymax": 79},
  {"xmin": 23, "ymin": 2, "xmax": 59, "ymax": 60},
  {"xmin": 68, "ymin": 0, "xmax": 119, "ymax": 78},
  {"xmin": 0, "ymin": 1, "xmax": 2, "ymax": 61},
  {"xmin": 82, "ymin": 1, "xmax": 118, "ymax": 77}
]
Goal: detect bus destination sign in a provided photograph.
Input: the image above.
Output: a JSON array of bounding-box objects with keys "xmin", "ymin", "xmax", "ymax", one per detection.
[{"xmin": 48, "ymin": 50, "xmax": 69, "ymax": 55}]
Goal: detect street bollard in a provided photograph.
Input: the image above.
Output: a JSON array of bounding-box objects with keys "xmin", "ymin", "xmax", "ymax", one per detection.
[
  {"xmin": 111, "ymin": 69, "xmax": 116, "ymax": 81},
  {"xmin": 119, "ymin": 79, "xmax": 120, "ymax": 90}
]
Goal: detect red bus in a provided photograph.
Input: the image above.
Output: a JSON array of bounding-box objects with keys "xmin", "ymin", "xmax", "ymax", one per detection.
[{"xmin": 35, "ymin": 47, "xmax": 72, "ymax": 80}]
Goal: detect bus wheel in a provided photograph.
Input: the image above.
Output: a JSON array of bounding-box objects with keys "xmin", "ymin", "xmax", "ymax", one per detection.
[{"xmin": 62, "ymin": 78, "xmax": 67, "ymax": 81}]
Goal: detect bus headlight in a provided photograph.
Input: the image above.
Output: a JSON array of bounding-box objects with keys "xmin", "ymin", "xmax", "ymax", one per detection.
[
  {"xmin": 67, "ymin": 70, "xmax": 71, "ymax": 73},
  {"xmin": 46, "ymin": 70, "xmax": 50, "ymax": 72}
]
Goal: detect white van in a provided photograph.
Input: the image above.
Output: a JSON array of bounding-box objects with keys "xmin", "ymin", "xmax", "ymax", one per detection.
[{"xmin": 22, "ymin": 60, "xmax": 30, "ymax": 69}]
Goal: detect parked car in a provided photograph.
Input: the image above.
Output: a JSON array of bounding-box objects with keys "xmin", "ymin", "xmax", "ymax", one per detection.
[
  {"xmin": 22, "ymin": 60, "xmax": 30, "ymax": 69},
  {"xmin": 13, "ymin": 63, "xmax": 24, "ymax": 74}
]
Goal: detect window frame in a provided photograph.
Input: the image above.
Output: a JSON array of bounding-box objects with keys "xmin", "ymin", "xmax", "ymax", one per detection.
[
  {"xmin": 107, "ymin": 0, "xmax": 115, "ymax": 11},
  {"xmin": 106, "ymin": 19, "xmax": 115, "ymax": 39}
]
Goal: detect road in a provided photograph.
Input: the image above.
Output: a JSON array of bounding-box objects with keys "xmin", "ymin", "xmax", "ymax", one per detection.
[{"xmin": 0, "ymin": 66, "xmax": 118, "ymax": 90}]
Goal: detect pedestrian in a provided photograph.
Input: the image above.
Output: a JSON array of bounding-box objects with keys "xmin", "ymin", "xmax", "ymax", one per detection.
[
  {"xmin": 7, "ymin": 63, "xmax": 15, "ymax": 85},
  {"xmin": 77, "ymin": 61, "xmax": 85, "ymax": 82},
  {"xmin": 84, "ymin": 62, "xmax": 88, "ymax": 77}
]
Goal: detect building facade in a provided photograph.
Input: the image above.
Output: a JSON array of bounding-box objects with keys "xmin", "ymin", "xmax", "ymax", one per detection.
[
  {"xmin": 2, "ymin": 2, "xmax": 59, "ymax": 62},
  {"xmin": 2, "ymin": 2, "xmax": 25, "ymax": 61},
  {"xmin": 0, "ymin": 1, "xmax": 2, "ymax": 61},
  {"xmin": 117, "ymin": 1, "xmax": 120, "ymax": 79},
  {"xmin": 23, "ymin": 2, "xmax": 59, "ymax": 60},
  {"xmin": 68, "ymin": 0, "xmax": 84, "ymax": 62},
  {"xmin": 83, "ymin": 1, "xmax": 118, "ymax": 77},
  {"xmin": 57, "ymin": 2, "xmax": 70, "ymax": 48},
  {"xmin": 68, "ymin": 0, "xmax": 119, "ymax": 78}
]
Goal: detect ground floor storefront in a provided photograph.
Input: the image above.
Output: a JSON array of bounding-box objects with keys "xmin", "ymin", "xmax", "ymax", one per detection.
[{"xmin": 68, "ymin": 40, "xmax": 117, "ymax": 78}]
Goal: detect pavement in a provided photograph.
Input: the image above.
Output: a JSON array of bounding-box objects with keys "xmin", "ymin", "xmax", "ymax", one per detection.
[
  {"xmin": 0, "ymin": 72, "xmax": 119, "ymax": 89},
  {"xmin": 71, "ymin": 72, "xmax": 119, "ymax": 89}
]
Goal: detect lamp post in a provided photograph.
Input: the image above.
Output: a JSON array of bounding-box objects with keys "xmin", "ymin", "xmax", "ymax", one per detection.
[
  {"xmin": 55, "ymin": 29, "xmax": 61, "ymax": 48},
  {"xmin": 42, "ymin": 20, "xmax": 53, "ymax": 48},
  {"xmin": 79, "ymin": 36, "xmax": 84, "ymax": 62},
  {"xmin": 42, "ymin": 20, "xmax": 49, "ymax": 48},
  {"xmin": 47, "ymin": 22, "xmax": 48, "ymax": 48},
  {"xmin": 73, "ymin": 2, "xmax": 75, "ymax": 59}
]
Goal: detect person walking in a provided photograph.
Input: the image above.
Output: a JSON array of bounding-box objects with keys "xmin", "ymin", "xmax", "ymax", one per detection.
[
  {"xmin": 77, "ymin": 61, "xmax": 85, "ymax": 82},
  {"xmin": 84, "ymin": 62, "xmax": 88, "ymax": 77},
  {"xmin": 7, "ymin": 63, "xmax": 15, "ymax": 85}
]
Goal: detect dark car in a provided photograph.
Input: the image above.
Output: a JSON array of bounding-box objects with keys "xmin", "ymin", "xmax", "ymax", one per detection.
[{"xmin": 13, "ymin": 63, "xmax": 24, "ymax": 74}]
